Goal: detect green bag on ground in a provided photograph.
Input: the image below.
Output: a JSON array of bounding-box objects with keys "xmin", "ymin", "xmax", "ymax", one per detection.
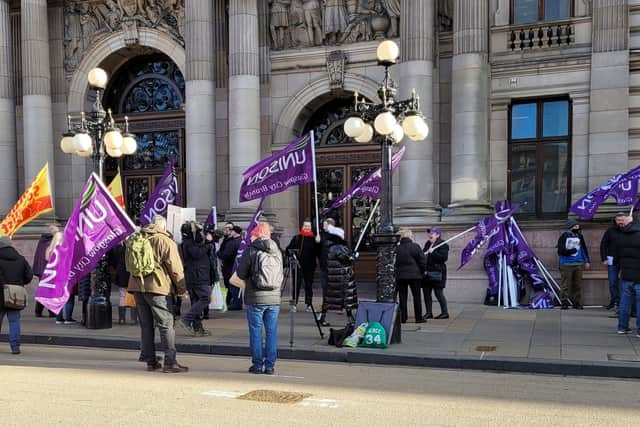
[
  {"xmin": 342, "ymin": 322, "xmax": 368, "ymax": 348},
  {"xmin": 359, "ymin": 322, "xmax": 388, "ymax": 349},
  {"xmin": 125, "ymin": 232, "xmax": 156, "ymax": 285}
]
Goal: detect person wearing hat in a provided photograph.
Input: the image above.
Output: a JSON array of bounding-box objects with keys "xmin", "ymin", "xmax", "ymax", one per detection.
[
  {"xmin": 0, "ymin": 236, "xmax": 34, "ymax": 355},
  {"xmin": 422, "ymin": 228, "xmax": 450, "ymax": 320},
  {"xmin": 557, "ymin": 220, "xmax": 590, "ymax": 309},
  {"xmin": 324, "ymin": 225, "xmax": 358, "ymax": 323},
  {"xmin": 217, "ymin": 224, "xmax": 243, "ymax": 310}
]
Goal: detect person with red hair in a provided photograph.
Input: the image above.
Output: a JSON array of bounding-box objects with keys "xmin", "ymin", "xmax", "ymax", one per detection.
[{"xmin": 237, "ymin": 221, "xmax": 284, "ymax": 375}]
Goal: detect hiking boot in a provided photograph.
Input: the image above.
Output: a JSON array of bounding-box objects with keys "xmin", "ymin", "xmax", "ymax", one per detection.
[
  {"xmin": 162, "ymin": 363, "xmax": 189, "ymax": 374},
  {"xmin": 11, "ymin": 348, "xmax": 20, "ymax": 355},
  {"xmin": 175, "ymin": 319, "xmax": 196, "ymax": 336},
  {"xmin": 248, "ymin": 366, "xmax": 262, "ymax": 374},
  {"xmin": 147, "ymin": 361, "xmax": 162, "ymax": 371},
  {"xmin": 617, "ymin": 328, "xmax": 632, "ymax": 335},
  {"xmin": 435, "ymin": 313, "xmax": 449, "ymax": 319},
  {"xmin": 264, "ymin": 368, "xmax": 275, "ymax": 375}
]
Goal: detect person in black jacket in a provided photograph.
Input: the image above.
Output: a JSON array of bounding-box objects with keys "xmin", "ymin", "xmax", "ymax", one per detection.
[
  {"xmin": 612, "ymin": 216, "xmax": 640, "ymax": 335},
  {"xmin": 557, "ymin": 220, "xmax": 590, "ymax": 310},
  {"xmin": 217, "ymin": 224, "xmax": 243, "ymax": 310},
  {"xmin": 286, "ymin": 219, "xmax": 318, "ymax": 311},
  {"xmin": 0, "ymin": 236, "xmax": 34, "ymax": 354},
  {"xmin": 600, "ymin": 213, "xmax": 627, "ymax": 309},
  {"xmin": 422, "ymin": 228, "xmax": 450, "ymax": 320},
  {"xmin": 32, "ymin": 225, "xmax": 58, "ymax": 317},
  {"xmin": 177, "ymin": 222, "xmax": 214, "ymax": 336},
  {"xmin": 395, "ymin": 229, "xmax": 427, "ymax": 323},
  {"xmin": 316, "ymin": 218, "xmax": 335, "ymax": 326},
  {"xmin": 325, "ymin": 225, "xmax": 357, "ymax": 323},
  {"xmin": 109, "ymin": 243, "xmax": 135, "ymax": 325}
]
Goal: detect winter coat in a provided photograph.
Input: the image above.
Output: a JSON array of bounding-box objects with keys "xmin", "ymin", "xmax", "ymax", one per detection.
[
  {"xmin": 612, "ymin": 221, "xmax": 640, "ymax": 282},
  {"xmin": 217, "ymin": 236, "xmax": 242, "ymax": 278},
  {"xmin": 181, "ymin": 236, "xmax": 213, "ymax": 287},
  {"xmin": 32, "ymin": 233, "xmax": 53, "ymax": 278},
  {"xmin": 423, "ymin": 238, "xmax": 449, "ymax": 287},
  {"xmin": 108, "ymin": 244, "xmax": 130, "ymax": 288},
  {"xmin": 395, "ymin": 237, "xmax": 427, "ymax": 280},
  {"xmin": 126, "ymin": 224, "xmax": 186, "ymax": 296},
  {"xmin": 236, "ymin": 238, "xmax": 283, "ymax": 306},
  {"xmin": 557, "ymin": 231, "xmax": 590, "ymax": 265},
  {"xmin": 325, "ymin": 234, "xmax": 358, "ymax": 310},
  {"xmin": 0, "ymin": 244, "xmax": 33, "ymax": 310},
  {"xmin": 600, "ymin": 225, "xmax": 623, "ymax": 265},
  {"xmin": 208, "ymin": 243, "xmax": 220, "ymax": 283},
  {"xmin": 318, "ymin": 230, "xmax": 332, "ymax": 271},
  {"xmin": 286, "ymin": 233, "xmax": 318, "ymax": 272}
]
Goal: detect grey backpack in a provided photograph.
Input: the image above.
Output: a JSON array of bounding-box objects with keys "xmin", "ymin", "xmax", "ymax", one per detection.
[{"xmin": 251, "ymin": 248, "xmax": 283, "ymax": 291}]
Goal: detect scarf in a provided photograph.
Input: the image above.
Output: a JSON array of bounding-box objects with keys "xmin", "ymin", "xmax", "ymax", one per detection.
[{"xmin": 300, "ymin": 230, "xmax": 314, "ymax": 237}]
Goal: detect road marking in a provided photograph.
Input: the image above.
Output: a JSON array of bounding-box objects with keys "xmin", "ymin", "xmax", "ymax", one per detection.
[
  {"xmin": 273, "ymin": 374, "xmax": 305, "ymax": 379},
  {"xmin": 201, "ymin": 390, "xmax": 338, "ymax": 408},
  {"xmin": 202, "ymin": 390, "xmax": 242, "ymax": 398}
]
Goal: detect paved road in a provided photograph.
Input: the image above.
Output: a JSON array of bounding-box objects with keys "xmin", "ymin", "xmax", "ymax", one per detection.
[{"xmin": 2, "ymin": 346, "xmax": 639, "ymax": 426}]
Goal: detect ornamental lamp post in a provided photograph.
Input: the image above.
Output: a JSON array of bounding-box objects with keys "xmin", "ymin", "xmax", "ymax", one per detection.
[
  {"xmin": 343, "ymin": 40, "xmax": 429, "ymax": 303},
  {"xmin": 60, "ymin": 67, "xmax": 138, "ymax": 329}
]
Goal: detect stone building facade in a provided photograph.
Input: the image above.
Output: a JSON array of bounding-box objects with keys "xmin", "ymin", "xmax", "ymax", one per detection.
[{"xmin": 0, "ymin": 0, "xmax": 636, "ymax": 303}]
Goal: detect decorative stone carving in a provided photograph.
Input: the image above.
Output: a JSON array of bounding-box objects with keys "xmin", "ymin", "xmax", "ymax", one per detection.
[
  {"xmin": 64, "ymin": 0, "xmax": 185, "ymax": 73},
  {"xmin": 326, "ymin": 50, "xmax": 347, "ymax": 89},
  {"xmin": 269, "ymin": 0, "xmax": 401, "ymax": 49}
]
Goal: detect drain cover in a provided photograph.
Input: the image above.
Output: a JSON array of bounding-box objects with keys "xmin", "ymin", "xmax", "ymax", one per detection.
[
  {"xmin": 475, "ymin": 345, "xmax": 497, "ymax": 352},
  {"xmin": 237, "ymin": 390, "xmax": 311, "ymax": 404}
]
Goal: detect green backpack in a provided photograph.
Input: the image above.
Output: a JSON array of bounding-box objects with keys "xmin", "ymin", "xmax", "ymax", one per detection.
[
  {"xmin": 359, "ymin": 322, "xmax": 388, "ymax": 349},
  {"xmin": 125, "ymin": 232, "xmax": 156, "ymax": 287}
]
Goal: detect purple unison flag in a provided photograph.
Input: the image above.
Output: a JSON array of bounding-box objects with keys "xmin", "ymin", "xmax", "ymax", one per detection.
[
  {"xmin": 323, "ymin": 146, "xmax": 406, "ymax": 214},
  {"xmin": 508, "ymin": 221, "xmax": 545, "ymax": 289},
  {"xmin": 239, "ymin": 132, "xmax": 316, "ymax": 203},
  {"xmin": 35, "ymin": 173, "xmax": 136, "ymax": 314},
  {"xmin": 139, "ymin": 157, "xmax": 179, "ymax": 225},
  {"xmin": 570, "ymin": 165, "xmax": 640, "ymax": 219},
  {"xmin": 232, "ymin": 198, "xmax": 265, "ymax": 273},
  {"xmin": 205, "ymin": 207, "xmax": 217, "ymax": 228},
  {"xmin": 459, "ymin": 202, "xmax": 519, "ymax": 269}
]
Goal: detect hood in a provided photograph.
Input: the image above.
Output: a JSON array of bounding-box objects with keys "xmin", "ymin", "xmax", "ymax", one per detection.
[
  {"xmin": 622, "ymin": 221, "xmax": 640, "ymax": 234},
  {"xmin": 0, "ymin": 246, "xmax": 21, "ymax": 261},
  {"xmin": 251, "ymin": 238, "xmax": 279, "ymax": 254},
  {"xmin": 326, "ymin": 233, "xmax": 346, "ymax": 246},
  {"xmin": 142, "ymin": 223, "xmax": 171, "ymax": 237},
  {"xmin": 399, "ymin": 237, "xmax": 413, "ymax": 244}
]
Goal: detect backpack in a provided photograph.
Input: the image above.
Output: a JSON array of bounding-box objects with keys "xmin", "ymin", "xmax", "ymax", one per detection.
[
  {"xmin": 251, "ymin": 248, "xmax": 282, "ymax": 291},
  {"xmin": 359, "ymin": 321, "xmax": 388, "ymax": 349},
  {"xmin": 125, "ymin": 232, "xmax": 156, "ymax": 284}
]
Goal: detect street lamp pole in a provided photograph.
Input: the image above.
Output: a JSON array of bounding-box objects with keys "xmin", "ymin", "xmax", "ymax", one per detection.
[
  {"xmin": 343, "ymin": 40, "xmax": 429, "ymax": 303},
  {"xmin": 60, "ymin": 67, "xmax": 138, "ymax": 329}
]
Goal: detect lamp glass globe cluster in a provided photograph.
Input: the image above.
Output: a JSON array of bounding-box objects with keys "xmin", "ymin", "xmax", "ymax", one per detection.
[{"xmin": 343, "ymin": 112, "xmax": 428, "ymax": 143}]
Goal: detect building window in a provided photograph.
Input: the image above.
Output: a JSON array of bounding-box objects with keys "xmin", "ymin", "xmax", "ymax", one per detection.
[
  {"xmin": 508, "ymin": 99, "xmax": 571, "ymax": 218},
  {"xmin": 512, "ymin": 0, "xmax": 571, "ymax": 24}
]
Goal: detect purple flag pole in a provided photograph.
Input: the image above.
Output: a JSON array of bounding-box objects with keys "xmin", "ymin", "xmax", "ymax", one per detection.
[
  {"xmin": 35, "ymin": 173, "xmax": 136, "ymax": 313},
  {"xmin": 139, "ymin": 157, "xmax": 178, "ymax": 225}
]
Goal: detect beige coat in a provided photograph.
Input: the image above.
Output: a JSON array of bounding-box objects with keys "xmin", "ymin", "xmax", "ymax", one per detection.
[{"xmin": 127, "ymin": 224, "xmax": 186, "ymax": 296}]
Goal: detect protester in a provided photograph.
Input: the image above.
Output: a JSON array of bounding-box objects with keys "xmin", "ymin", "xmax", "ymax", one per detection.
[
  {"xmin": 127, "ymin": 215, "xmax": 189, "ymax": 373},
  {"xmin": 32, "ymin": 225, "xmax": 58, "ymax": 318},
  {"xmin": 315, "ymin": 218, "xmax": 336, "ymax": 326},
  {"xmin": 218, "ymin": 223, "xmax": 243, "ymax": 310},
  {"xmin": 557, "ymin": 220, "xmax": 590, "ymax": 310},
  {"xmin": 325, "ymin": 225, "xmax": 357, "ymax": 323},
  {"xmin": 236, "ymin": 221, "xmax": 284, "ymax": 375},
  {"xmin": 600, "ymin": 213, "xmax": 627, "ymax": 310},
  {"xmin": 286, "ymin": 219, "xmax": 318, "ymax": 311},
  {"xmin": 612, "ymin": 214, "xmax": 640, "ymax": 336},
  {"xmin": 177, "ymin": 222, "xmax": 214, "ymax": 337},
  {"xmin": 202, "ymin": 224, "xmax": 221, "ymax": 319},
  {"xmin": 0, "ymin": 236, "xmax": 34, "ymax": 354},
  {"xmin": 422, "ymin": 228, "xmax": 450, "ymax": 320},
  {"xmin": 395, "ymin": 228, "xmax": 426, "ymax": 323},
  {"xmin": 109, "ymin": 243, "xmax": 135, "ymax": 325}
]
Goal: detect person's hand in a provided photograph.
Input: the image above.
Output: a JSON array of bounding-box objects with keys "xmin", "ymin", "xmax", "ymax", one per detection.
[
  {"xmin": 315, "ymin": 235, "xmax": 321, "ymax": 244},
  {"xmin": 584, "ymin": 263, "xmax": 591, "ymax": 271},
  {"xmin": 179, "ymin": 292, "xmax": 189, "ymax": 299},
  {"xmin": 602, "ymin": 260, "xmax": 608, "ymax": 266}
]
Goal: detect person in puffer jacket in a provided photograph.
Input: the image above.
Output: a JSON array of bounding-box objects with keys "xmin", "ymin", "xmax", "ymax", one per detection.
[{"xmin": 325, "ymin": 225, "xmax": 357, "ymax": 323}]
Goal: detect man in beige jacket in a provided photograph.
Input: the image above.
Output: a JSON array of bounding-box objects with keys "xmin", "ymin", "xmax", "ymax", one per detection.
[{"xmin": 128, "ymin": 215, "xmax": 189, "ymax": 373}]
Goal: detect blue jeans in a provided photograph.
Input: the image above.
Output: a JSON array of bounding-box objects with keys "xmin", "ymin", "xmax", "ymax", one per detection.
[
  {"xmin": 607, "ymin": 265, "xmax": 620, "ymax": 305},
  {"xmin": 246, "ymin": 304, "xmax": 280, "ymax": 370},
  {"xmin": 56, "ymin": 296, "xmax": 75, "ymax": 321},
  {"xmin": 618, "ymin": 280, "xmax": 640, "ymax": 332},
  {"xmin": 0, "ymin": 308, "xmax": 21, "ymax": 351}
]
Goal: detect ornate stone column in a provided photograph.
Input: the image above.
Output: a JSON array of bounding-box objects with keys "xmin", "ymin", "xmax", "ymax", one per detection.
[
  {"xmin": 185, "ymin": 0, "xmax": 216, "ymax": 214},
  {"xmin": 587, "ymin": 0, "xmax": 629, "ymax": 193},
  {"xmin": 227, "ymin": 0, "xmax": 260, "ymax": 214},
  {"xmin": 0, "ymin": 0, "xmax": 17, "ymax": 213},
  {"xmin": 446, "ymin": 0, "xmax": 491, "ymax": 219},
  {"xmin": 396, "ymin": 0, "xmax": 438, "ymax": 225},
  {"xmin": 21, "ymin": 0, "xmax": 54, "ymax": 197}
]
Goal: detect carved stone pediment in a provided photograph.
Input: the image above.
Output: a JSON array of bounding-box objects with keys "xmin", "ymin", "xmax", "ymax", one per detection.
[
  {"xmin": 326, "ymin": 50, "xmax": 347, "ymax": 89},
  {"xmin": 64, "ymin": 0, "xmax": 185, "ymax": 74}
]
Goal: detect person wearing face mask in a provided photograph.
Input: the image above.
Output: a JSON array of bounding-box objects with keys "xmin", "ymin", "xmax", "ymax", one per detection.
[
  {"xmin": 557, "ymin": 220, "xmax": 591, "ymax": 310},
  {"xmin": 600, "ymin": 213, "xmax": 627, "ymax": 310}
]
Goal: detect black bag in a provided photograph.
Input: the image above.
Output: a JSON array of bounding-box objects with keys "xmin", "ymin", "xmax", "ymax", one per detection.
[
  {"xmin": 424, "ymin": 270, "xmax": 443, "ymax": 284},
  {"xmin": 328, "ymin": 324, "xmax": 355, "ymax": 348}
]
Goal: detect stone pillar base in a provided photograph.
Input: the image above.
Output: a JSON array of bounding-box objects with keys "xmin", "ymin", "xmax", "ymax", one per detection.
[{"xmin": 441, "ymin": 200, "xmax": 493, "ymax": 222}]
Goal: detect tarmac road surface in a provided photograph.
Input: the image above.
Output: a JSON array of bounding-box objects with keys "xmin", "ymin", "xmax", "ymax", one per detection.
[{"xmin": 1, "ymin": 345, "xmax": 639, "ymax": 427}]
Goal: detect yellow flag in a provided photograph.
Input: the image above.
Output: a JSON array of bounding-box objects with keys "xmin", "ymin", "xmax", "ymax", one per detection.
[
  {"xmin": 0, "ymin": 163, "xmax": 54, "ymax": 237},
  {"xmin": 107, "ymin": 173, "xmax": 125, "ymax": 208}
]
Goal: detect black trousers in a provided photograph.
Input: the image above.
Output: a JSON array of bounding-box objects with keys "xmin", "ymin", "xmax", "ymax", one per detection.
[
  {"xmin": 396, "ymin": 279, "xmax": 423, "ymax": 323},
  {"xmin": 134, "ymin": 293, "xmax": 177, "ymax": 367},
  {"xmin": 423, "ymin": 283, "xmax": 448, "ymax": 316},
  {"xmin": 292, "ymin": 265, "xmax": 315, "ymax": 306}
]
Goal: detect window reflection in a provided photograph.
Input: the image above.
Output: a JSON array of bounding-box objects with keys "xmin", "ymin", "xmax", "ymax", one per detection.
[{"xmin": 350, "ymin": 165, "xmax": 379, "ymax": 252}]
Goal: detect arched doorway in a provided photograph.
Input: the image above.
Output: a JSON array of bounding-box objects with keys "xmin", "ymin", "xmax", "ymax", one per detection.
[
  {"xmin": 299, "ymin": 96, "xmax": 381, "ymax": 280},
  {"xmin": 103, "ymin": 53, "xmax": 186, "ymax": 221}
]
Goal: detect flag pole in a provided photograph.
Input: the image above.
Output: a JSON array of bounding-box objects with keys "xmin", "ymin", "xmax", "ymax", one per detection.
[
  {"xmin": 310, "ymin": 131, "xmax": 321, "ymax": 236},
  {"xmin": 353, "ymin": 199, "xmax": 381, "ymax": 257},
  {"xmin": 430, "ymin": 226, "xmax": 476, "ymax": 252}
]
